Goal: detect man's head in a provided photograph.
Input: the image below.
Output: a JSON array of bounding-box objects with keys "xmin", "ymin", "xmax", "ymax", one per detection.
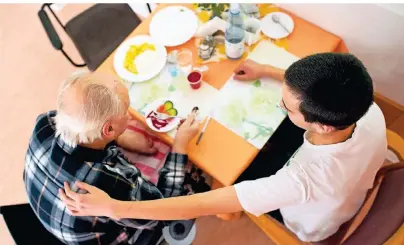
[
  {"xmin": 281, "ymin": 53, "xmax": 373, "ymax": 133},
  {"xmin": 54, "ymin": 72, "xmax": 130, "ymax": 147}
]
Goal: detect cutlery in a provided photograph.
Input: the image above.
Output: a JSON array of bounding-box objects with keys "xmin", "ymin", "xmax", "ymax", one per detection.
[
  {"xmin": 196, "ymin": 115, "xmax": 211, "ymax": 145},
  {"xmin": 272, "ymin": 14, "xmax": 290, "ymax": 34}
]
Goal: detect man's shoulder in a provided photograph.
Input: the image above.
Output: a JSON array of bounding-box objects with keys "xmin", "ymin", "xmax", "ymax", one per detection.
[
  {"xmin": 30, "ymin": 110, "xmax": 57, "ymax": 143},
  {"xmin": 34, "ymin": 110, "xmax": 57, "ymax": 128},
  {"xmin": 359, "ymin": 103, "xmax": 386, "ymax": 136}
]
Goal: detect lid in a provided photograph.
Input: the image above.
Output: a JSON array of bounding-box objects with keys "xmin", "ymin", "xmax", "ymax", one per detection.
[{"xmin": 230, "ymin": 3, "xmax": 240, "ymax": 14}]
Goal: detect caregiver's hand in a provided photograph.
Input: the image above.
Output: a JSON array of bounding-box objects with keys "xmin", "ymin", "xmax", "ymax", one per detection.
[
  {"xmin": 234, "ymin": 59, "xmax": 266, "ymax": 81},
  {"xmin": 59, "ymin": 181, "xmax": 117, "ymax": 219}
]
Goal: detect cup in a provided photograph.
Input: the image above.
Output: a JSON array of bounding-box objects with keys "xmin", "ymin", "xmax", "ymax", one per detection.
[
  {"xmin": 168, "ymin": 65, "xmax": 178, "ymax": 77},
  {"xmin": 244, "ymin": 18, "xmax": 261, "ymax": 46},
  {"xmin": 176, "ymin": 49, "xmax": 193, "ymax": 75},
  {"xmin": 187, "ymin": 71, "xmax": 202, "ymax": 90}
]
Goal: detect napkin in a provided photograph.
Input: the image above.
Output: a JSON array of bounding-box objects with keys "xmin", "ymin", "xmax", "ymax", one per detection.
[
  {"xmin": 195, "ymin": 16, "xmax": 260, "ymax": 46},
  {"xmin": 195, "ymin": 17, "xmax": 227, "ymax": 38}
]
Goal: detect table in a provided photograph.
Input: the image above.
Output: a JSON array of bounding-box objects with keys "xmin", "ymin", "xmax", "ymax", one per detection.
[{"xmin": 96, "ymin": 3, "xmax": 347, "ymax": 188}]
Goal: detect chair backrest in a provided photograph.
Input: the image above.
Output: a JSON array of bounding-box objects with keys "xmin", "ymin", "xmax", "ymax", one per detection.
[
  {"xmin": 0, "ymin": 203, "xmax": 65, "ymax": 245},
  {"xmin": 343, "ymin": 165, "xmax": 404, "ymax": 245},
  {"xmin": 313, "ymin": 129, "xmax": 404, "ymax": 245},
  {"xmin": 386, "ymin": 129, "xmax": 404, "ymax": 162}
]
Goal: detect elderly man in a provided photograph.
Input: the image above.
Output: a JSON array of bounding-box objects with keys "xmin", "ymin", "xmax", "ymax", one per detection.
[{"xmin": 23, "ymin": 71, "xmax": 199, "ymax": 245}]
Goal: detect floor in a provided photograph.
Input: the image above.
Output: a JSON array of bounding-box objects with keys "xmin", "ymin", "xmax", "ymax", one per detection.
[
  {"xmin": 0, "ymin": 4, "xmax": 273, "ymax": 245},
  {"xmin": 0, "ymin": 3, "xmax": 403, "ymax": 245}
]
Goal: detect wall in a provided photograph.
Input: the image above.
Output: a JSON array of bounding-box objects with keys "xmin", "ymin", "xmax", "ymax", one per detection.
[{"xmin": 278, "ymin": 3, "xmax": 404, "ymax": 106}]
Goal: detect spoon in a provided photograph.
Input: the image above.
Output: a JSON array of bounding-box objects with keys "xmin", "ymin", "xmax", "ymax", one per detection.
[{"xmin": 272, "ymin": 14, "xmax": 290, "ymax": 34}]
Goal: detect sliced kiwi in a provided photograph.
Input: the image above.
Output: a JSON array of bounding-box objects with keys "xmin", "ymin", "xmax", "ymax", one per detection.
[
  {"xmin": 164, "ymin": 100, "xmax": 174, "ymax": 111},
  {"xmin": 166, "ymin": 108, "xmax": 178, "ymax": 116}
]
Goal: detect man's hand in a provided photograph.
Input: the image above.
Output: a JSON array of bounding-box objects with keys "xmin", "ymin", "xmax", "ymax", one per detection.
[
  {"xmin": 59, "ymin": 181, "xmax": 118, "ymax": 219},
  {"xmin": 173, "ymin": 112, "xmax": 200, "ymax": 154},
  {"xmin": 117, "ymin": 128, "xmax": 157, "ymax": 155},
  {"xmin": 234, "ymin": 60, "xmax": 267, "ymax": 81}
]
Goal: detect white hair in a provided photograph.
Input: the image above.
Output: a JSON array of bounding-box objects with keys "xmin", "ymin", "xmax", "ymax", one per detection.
[{"xmin": 54, "ymin": 71, "xmax": 126, "ymax": 147}]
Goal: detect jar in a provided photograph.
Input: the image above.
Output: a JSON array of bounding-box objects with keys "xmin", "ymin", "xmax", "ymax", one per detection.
[{"xmin": 199, "ymin": 36, "xmax": 215, "ymax": 60}]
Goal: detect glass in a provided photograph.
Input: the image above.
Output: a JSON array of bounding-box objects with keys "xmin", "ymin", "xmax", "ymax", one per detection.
[
  {"xmin": 176, "ymin": 49, "xmax": 193, "ymax": 75},
  {"xmin": 168, "ymin": 64, "xmax": 178, "ymax": 77}
]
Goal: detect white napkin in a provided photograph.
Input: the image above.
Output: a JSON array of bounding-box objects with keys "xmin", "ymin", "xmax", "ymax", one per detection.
[
  {"xmin": 195, "ymin": 17, "xmax": 227, "ymax": 38},
  {"xmin": 195, "ymin": 16, "xmax": 260, "ymax": 46}
]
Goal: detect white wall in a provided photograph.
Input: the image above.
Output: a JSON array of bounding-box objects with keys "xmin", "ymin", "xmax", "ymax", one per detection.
[{"xmin": 278, "ymin": 3, "xmax": 404, "ymax": 106}]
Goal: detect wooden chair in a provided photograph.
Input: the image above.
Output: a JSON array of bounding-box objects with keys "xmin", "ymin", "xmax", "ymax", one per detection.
[{"xmin": 247, "ymin": 129, "xmax": 404, "ymax": 245}]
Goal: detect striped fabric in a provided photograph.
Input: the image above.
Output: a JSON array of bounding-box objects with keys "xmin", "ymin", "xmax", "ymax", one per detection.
[{"xmin": 119, "ymin": 120, "xmax": 172, "ymax": 185}]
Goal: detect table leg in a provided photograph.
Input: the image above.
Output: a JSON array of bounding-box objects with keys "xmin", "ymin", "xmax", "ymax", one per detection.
[{"xmin": 212, "ymin": 179, "xmax": 242, "ymax": 221}]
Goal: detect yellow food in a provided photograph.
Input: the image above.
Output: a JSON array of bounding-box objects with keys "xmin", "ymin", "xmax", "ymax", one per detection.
[
  {"xmin": 124, "ymin": 42, "xmax": 156, "ymax": 74},
  {"xmin": 197, "ymin": 10, "xmax": 211, "ymax": 23}
]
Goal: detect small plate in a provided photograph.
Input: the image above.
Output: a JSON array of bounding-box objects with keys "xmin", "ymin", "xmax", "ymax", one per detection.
[
  {"xmin": 143, "ymin": 99, "xmax": 181, "ymax": 133},
  {"xmin": 149, "ymin": 6, "xmax": 198, "ymax": 47},
  {"xmin": 261, "ymin": 12, "xmax": 294, "ymax": 39},
  {"xmin": 113, "ymin": 35, "xmax": 167, "ymax": 83}
]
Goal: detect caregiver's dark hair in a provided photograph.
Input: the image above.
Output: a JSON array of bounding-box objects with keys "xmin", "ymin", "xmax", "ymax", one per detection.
[{"xmin": 284, "ymin": 53, "xmax": 374, "ymax": 130}]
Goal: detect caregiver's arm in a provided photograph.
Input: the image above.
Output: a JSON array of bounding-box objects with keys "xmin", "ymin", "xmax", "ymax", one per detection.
[
  {"xmin": 234, "ymin": 60, "xmax": 285, "ymax": 82},
  {"xmin": 60, "ymin": 181, "xmax": 242, "ymax": 220},
  {"xmin": 114, "ymin": 186, "xmax": 242, "ymax": 220},
  {"xmin": 59, "ymin": 163, "xmax": 307, "ymax": 221}
]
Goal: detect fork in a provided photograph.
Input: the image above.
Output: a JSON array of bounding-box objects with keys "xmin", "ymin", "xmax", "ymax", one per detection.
[
  {"xmin": 153, "ymin": 111, "xmax": 184, "ymax": 120},
  {"xmin": 272, "ymin": 14, "xmax": 290, "ymax": 34}
]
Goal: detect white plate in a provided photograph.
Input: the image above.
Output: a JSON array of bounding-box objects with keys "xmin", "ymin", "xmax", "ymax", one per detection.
[
  {"xmin": 261, "ymin": 12, "xmax": 294, "ymax": 39},
  {"xmin": 143, "ymin": 99, "xmax": 181, "ymax": 133},
  {"xmin": 149, "ymin": 6, "xmax": 198, "ymax": 47},
  {"xmin": 113, "ymin": 35, "xmax": 167, "ymax": 83}
]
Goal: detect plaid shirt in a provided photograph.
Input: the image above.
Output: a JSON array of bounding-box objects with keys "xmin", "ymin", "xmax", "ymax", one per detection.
[{"xmin": 24, "ymin": 111, "xmax": 188, "ymax": 245}]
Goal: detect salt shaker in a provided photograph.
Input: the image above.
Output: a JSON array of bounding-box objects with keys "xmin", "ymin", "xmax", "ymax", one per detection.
[{"xmin": 199, "ymin": 35, "xmax": 216, "ymax": 60}]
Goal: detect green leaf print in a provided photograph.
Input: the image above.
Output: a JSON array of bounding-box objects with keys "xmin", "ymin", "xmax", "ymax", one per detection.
[
  {"xmin": 168, "ymin": 84, "xmax": 176, "ymax": 92},
  {"xmin": 252, "ymin": 80, "xmax": 261, "ymax": 87}
]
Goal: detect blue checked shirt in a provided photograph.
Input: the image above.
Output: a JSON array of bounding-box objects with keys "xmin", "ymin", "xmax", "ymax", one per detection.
[{"xmin": 24, "ymin": 111, "xmax": 188, "ymax": 245}]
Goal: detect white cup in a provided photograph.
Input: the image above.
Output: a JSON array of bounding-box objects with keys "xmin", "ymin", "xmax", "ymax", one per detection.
[{"xmin": 244, "ymin": 18, "xmax": 261, "ymax": 46}]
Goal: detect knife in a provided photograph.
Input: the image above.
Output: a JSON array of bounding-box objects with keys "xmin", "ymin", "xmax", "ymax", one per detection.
[{"xmin": 196, "ymin": 115, "xmax": 211, "ymax": 145}]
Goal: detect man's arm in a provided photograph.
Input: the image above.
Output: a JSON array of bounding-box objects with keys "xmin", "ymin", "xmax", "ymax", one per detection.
[
  {"xmin": 157, "ymin": 152, "xmax": 188, "ymax": 197},
  {"xmin": 116, "ymin": 127, "xmax": 157, "ymax": 154},
  {"xmin": 113, "ymin": 186, "xmax": 243, "ymax": 221},
  {"xmin": 233, "ymin": 59, "xmax": 285, "ymax": 82},
  {"xmin": 111, "ymin": 163, "xmax": 307, "ymax": 221},
  {"xmin": 258, "ymin": 65, "xmax": 285, "ymax": 81},
  {"xmin": 60, "ymin": 163, "xmax": 306, "ymax": 221},
  {"xmin": 156, "ymin": 113, "xmax": 200, "ymax": 197}
]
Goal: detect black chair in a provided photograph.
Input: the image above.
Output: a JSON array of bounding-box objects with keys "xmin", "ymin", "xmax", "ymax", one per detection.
[
  {"xmin": 0, "ymin": 203, "xmax": 65, "ymax": 245},
  {"xmin": 38, "ymin": 3, "xmax": 151, "ymax": 71}
]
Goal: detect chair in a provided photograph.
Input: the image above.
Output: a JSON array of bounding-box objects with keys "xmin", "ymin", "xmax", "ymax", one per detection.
[
  {"xmin": 38, "ymin": 3, "xmax": 147, "ymax": 71},
  {"xmin": 0, "ymin": 203, "xmax": 65, "ymax": 245},
  {"xmin": 247, "ymin": 129, "xmax": 404, "ymax": 245}
]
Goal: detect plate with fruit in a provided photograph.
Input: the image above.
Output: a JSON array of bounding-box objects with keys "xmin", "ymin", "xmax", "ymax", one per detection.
[
  {"xmin": 113, "ymin": 35, "xmax": 167, "ymax": 83},
  {"xmin": 143, "ymin": 99, "xmax": 181, "ymax": 132}
]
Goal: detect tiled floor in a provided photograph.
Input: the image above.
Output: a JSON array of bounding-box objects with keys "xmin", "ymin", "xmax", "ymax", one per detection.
[{"xmin": 0, "ymin": 4, "xmax": 273, "ymax": 245}]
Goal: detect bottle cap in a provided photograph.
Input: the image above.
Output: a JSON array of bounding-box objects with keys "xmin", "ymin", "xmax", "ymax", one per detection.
[{"xmin": 230, "ymin": 3, "xmax": 240, "ymax": 14}]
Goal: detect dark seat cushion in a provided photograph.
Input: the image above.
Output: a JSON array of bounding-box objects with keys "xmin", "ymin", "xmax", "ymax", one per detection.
[
  {"xmin": 313, "ymin": 168, "xmax": 404, "ymax": 245},
  {"xmin": 65, "ymin": 4, "xmax": 141, "ymax": 71},
  {"xmin": 343, "ymin": 168, "xmax": 404, "ymax": 245},
  {"xmin": 1, "ymin": 203, "xmax": 65, "ymax": 245}
]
